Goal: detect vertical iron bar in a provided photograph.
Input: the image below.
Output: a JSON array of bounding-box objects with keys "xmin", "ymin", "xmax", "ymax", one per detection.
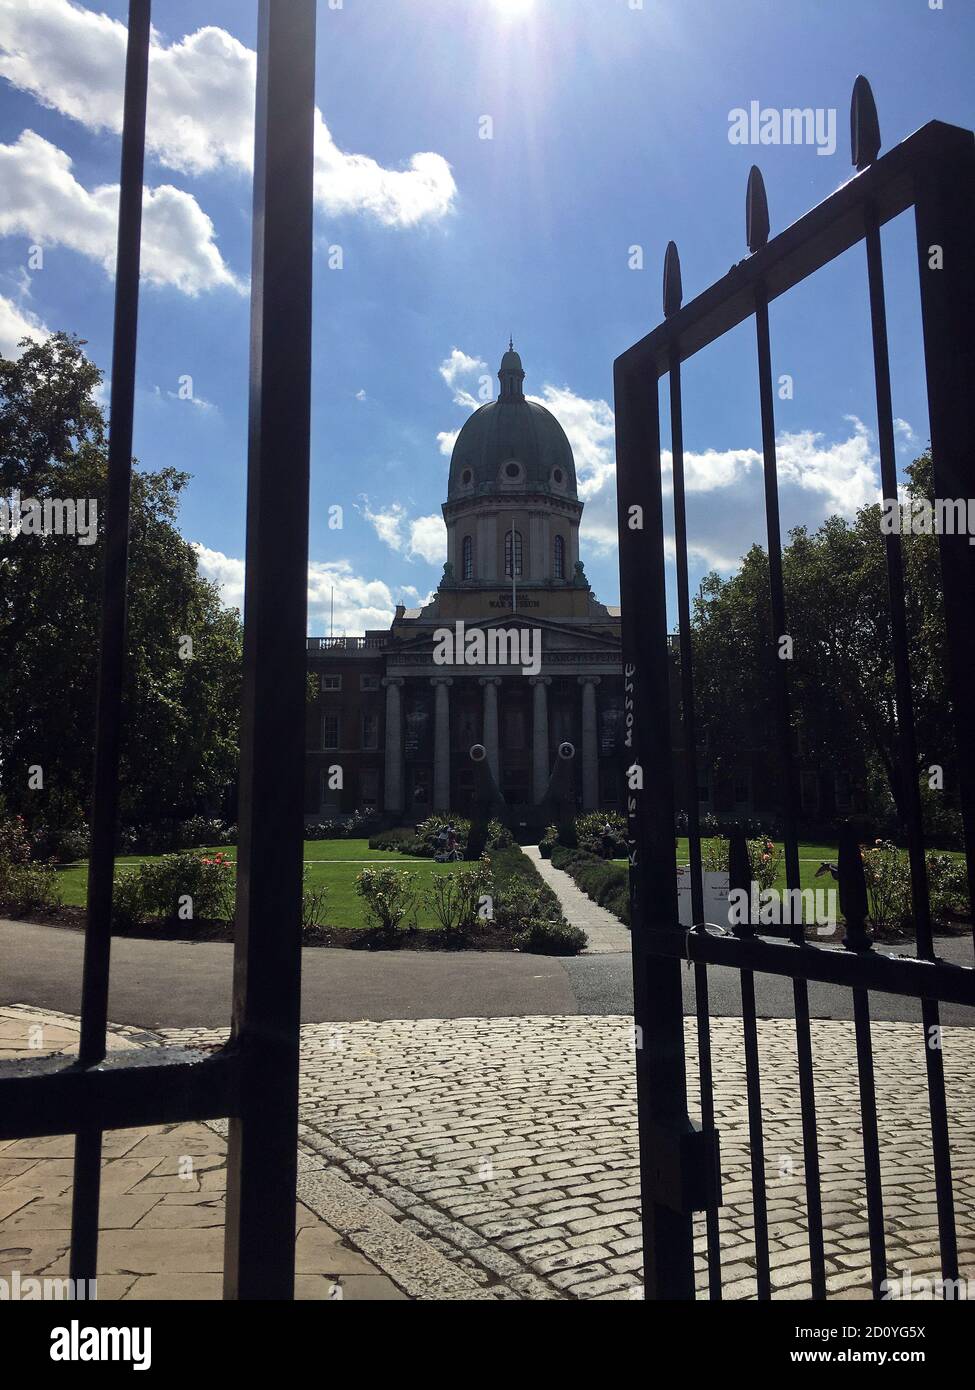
[
  {"xmin": 730, "ymin": 831, "xmax": 771, "ymax": 1299},
  {"xmin": 754, "ymin": 287, "xmax": 826, "ymax": 1299},
  {"xmin": 223, "ymin": 0, "xmax": 317, "ymax": 1301},
  {"xmin": 913, "ymin": 138, "xmax": 975, "ymax": 956},
  {"xmin": 852, "ymin": 988, "xmax": 888, "ymax": 1298},
  {"xmin": 669, "ymin": 347, "xmax": 721, "ymax": 1298},
  {"xmin": 864, "ymin": 202, "xmax": 958, "ymax": 1283},
  {"xmin": 70, "ymin": 0, "xmax": 151, "ymax": 1287},
  {"xmin": 615, "ymin": 359, "xmax": 696, "ymax": 1300}
]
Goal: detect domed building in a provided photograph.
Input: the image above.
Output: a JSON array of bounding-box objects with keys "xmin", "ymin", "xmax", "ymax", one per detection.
[{"xmin": 305, "ymin": 345, "xmax": 625, "ymax": 825}]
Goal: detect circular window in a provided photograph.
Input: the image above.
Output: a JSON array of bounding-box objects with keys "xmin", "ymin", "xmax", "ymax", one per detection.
[
  {"xmin": 505, "ymin": 462, "xmax": 520, "ymax": 479},
  {"xmin": 461, "ymin": 468, "xmax": 473, "ymax": 485},
  {"xmin": 553, "ymin": 468, "xmax": 564, "ymax": 485}
]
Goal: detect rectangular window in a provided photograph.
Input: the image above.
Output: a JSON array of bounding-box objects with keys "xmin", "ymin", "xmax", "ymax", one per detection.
[
  {"xmin": 835, "ymin": 771, "xmax": 853, "ymax": 813},
  {"xmin": 323, "ymin": 714, "xmax": 339, "ymax": 750},
  {"xmin": 360, "ymin": 769, "xmax": 379, "ymax": 810},
  {"xmin": 362, "ymin": 712, "xmax": 379, "ymax": 750},
  {"xmin": 697, "ymin": 769, "xmax": 711, "ymax": 805},
  {"xmin": 800, "ymin": 771, "xmax": 820, "ymax": 813},
  {"xmin": 360, "ymin": 675, "xmax": 380, "ymax": 692},
  {"xmin": 321, "ymin": 674, "xmax": 342, "ymax": 692},
  {"xmin": 733, "ymin": 770, "xmax": 751, "ymax": 805}
]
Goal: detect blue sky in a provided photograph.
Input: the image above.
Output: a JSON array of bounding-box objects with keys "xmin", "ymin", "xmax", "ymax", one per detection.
[{"xmin": 1, "ymin": 0, "xmax": 972, "ymax": 632}]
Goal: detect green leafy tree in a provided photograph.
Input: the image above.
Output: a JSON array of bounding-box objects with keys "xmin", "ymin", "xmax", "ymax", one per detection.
[{"xmin": 0, "ymin": 334, "xmax": 242, "ymax": 842}]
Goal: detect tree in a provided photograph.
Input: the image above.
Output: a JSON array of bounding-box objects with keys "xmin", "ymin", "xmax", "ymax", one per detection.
[
  {"xmin": 690, "ymin": 452, "xmax": 955, "ymax": 832},
  {"xmin": 0, "ymin": 334, "xmax": 242, "ymax": 843}
]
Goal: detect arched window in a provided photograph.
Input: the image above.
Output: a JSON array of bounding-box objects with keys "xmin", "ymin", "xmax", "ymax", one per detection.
[
  {"xmin": 505, "ymin": 529, "xmax": 523, "ymax": 578},
  {"xmin": 462, "ymin": 534, "xmax": 474, "ymax": 580},
  {"xmin": 554, "ymin": 534, "xmax": 565, "ymax": 580}
]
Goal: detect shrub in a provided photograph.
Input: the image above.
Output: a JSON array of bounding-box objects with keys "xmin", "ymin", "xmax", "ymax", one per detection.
[
  {"xmin": 0, "ymin": 814, "xmax": 32, "ymax": 898},
  {"xmin": 925, "ymin": 851, "xmax": 970, "ymax": 928},
  {"xmin": 369, "ymin": 828, "xmax": 418, "ymax": 853},
  {"xmin": 575, "ymin": 811, "xmax": 628, "ymax": 859},
  {"xmin": 355, "ymin": 867, "xmax": 418, "ymax": 936},
  {"xmin": 514, "ymin": 919, "xmax": 588, "ymax": 956},
  {"xmin": 486, "ymin": 820, "xmax": 514, "ymax": 849},
  {"xmin": 412, "ymin": 816, "xmax": 471, "ymax": 858},
  {"xmin": 861, "ymin": 840, "xmax": 912, "ymax": 934},
  {"xmin": 2, "ymin": 861, "xmax": 63, "ymax": 914},
  {"xmin": 492, "ymin": 879, "xmax": 552, "ymax": 932},
  {"xmin": 428, "ymin": 860, "xmax": 494, "ymax": 934},
  {"xmin": 551, "ymin": 844, "xmax": 630, "ymax": 925},
  {"xmin": 700, "ymin": 836, "xmax": 782, "ymax": 891},
  {"xmin": 538, "ymin": 824, "xmax": 558, "ymax": 859},
  {"xmin": 302, "ymin": 877, "xmax": 329, "ymax": 932},
  {"xmin": 490, "ymin": 845, "xmax": 566, "ymax": 925},
  {"xmin": 175, "ymin": 816, "xmax": 235, "ymax": 849},
  {"xmin": 113, "ymin": 851, "xmax": 235, "ymax": 927}
]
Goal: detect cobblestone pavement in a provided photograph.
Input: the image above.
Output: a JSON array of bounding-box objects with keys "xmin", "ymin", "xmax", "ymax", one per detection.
[{"xmin": 163, "ymin": 1013, "xmax": 975, "ymax": 1301}]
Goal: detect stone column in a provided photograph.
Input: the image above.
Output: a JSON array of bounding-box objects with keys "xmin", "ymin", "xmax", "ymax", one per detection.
[
  {"xmin": 530, "ymin": 677, "xmax": 551, "ymax": 804},
  {"xmin": 578, "ymin": 675, "xmax": 601, "ymax": 810},
  {"xmin": 479, "ymin": 677, "xmax": 502, "ymax": 785},
  {"xmin": 431, "ymin": 677, "xmax": 453, "ymax": 812},
  {"xmin": 382, "ymin": 678, "xmax": 404, "ymax": 814}
]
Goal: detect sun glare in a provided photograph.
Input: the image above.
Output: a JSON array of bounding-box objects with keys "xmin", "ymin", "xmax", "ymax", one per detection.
[{"xmin": 492, "ymin": 0, "xmax": 536, "ymax": 22}]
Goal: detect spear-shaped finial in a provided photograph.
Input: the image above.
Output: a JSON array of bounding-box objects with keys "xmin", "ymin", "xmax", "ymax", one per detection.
[
  {"xmin": 851, "ymin": 75, "xmax": 881, "ymax": 171},
  {"xmin": 663, "ymin": 240, "xmax": 682, "ymax": 318},
  {"xmin": 746, "ymin": 165, "xmax": 770, "ymax": 254}
]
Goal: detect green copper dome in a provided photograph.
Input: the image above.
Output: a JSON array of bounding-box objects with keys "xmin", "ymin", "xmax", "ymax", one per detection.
[{"xmin": 447, "ymin": 345, "xmax": 578, "ymax": 500}]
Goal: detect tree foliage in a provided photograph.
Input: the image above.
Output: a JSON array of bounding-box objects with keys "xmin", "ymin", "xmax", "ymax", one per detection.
[{"xmin": 0, "ymin": 334, "xmax": 242, "ymax": 841}]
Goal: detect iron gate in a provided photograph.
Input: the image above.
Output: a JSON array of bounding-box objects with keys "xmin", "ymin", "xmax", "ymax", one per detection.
[
  {"xmin": 0, "ymin": 0, "xmax": 317, "ymax": 1299},
  {"xmin": 615, "ymin": 81, "xmax": 975, "ymax": 1300}
]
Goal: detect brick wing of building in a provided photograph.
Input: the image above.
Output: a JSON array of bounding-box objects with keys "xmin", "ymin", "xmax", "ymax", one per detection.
[{"xmin": 306, "ymin": 345, "xmax": 625, "ymax": 827}]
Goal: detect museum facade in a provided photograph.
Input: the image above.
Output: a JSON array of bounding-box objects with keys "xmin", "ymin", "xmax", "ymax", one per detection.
[{"xmin": 304, "ymin": 345, "xmax": 626, "ymax": 824}]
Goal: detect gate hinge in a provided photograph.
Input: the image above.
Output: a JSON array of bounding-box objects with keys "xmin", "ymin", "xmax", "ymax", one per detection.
[{"xmin": 644, "ymin": 1119, "xmax": 722, "ymax": 1214}]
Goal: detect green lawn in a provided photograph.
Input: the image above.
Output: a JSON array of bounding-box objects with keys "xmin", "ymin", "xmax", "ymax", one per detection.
[
  {"xmin": 55, "ymin": 838, "xmax": 464, "ymax": 932},
  {"xmin": 611, "ymin": 839, "xmax": 965, "ymax": 926}
]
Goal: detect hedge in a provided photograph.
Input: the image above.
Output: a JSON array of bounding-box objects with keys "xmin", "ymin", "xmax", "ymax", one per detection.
[{"xmin": 550, "ymin": 844, "xmax": 630, "ymax": 926}]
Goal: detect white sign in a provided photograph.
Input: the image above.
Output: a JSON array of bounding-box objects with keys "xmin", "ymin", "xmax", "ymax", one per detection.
[{"xmin": 676, "ymin": 868, "xmax": 730, "ymax": 929}]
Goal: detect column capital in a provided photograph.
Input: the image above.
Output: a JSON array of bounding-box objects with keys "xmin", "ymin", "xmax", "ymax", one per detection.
[
  {"xmin": 382, "ymin": 677, "xmax": 405, "ymax": 689},
  {"xmin": 430, "ymin": 676, "xmax": 454, "ymax": 687},
  {"xmin": 478, "ymin": 676, "xmax": 503, "ymax": 688},
  {"xmin": 577, "ymin": 674, "xmax": 602, "ymax": 687},
  {"xmin": 529, "ymin": 676, "xmax": 552, "ymax": 687}
]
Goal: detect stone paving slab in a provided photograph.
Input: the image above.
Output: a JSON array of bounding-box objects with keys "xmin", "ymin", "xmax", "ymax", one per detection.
[
  {"xmin": 0, "ymin": 1005, "xmax": 408, "ymax": 1302},
  {"xmin": 165, "ymin": 1013, "xmax": 975, "ymax": 1301},
  {"xmin": 524, "ymin": 845, "xmax": 631, "ymax": 954}
]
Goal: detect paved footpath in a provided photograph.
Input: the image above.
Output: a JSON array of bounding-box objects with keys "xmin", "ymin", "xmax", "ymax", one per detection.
[
  {"xmin": 162, "ymin": 1013, "xmax": 975, "ymax": 1301},
  {"xmin": 523, "ymin": 846, "xmax": 632, "ymax": 954}
]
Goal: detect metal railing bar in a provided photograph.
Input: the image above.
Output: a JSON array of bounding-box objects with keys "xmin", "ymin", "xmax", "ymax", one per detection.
[
  {"xmin": 667, "ymin": 339, "xmax": 722, "ymax": 1298},
  {"xmin": 617, "ymin": 121, "xmax": 973, "ymax": 380},
  {"xmin": 222, "ymin": 0, "xmax": 318, "ymax": 1302},
  {"xmin": 69, "ymin": 0, "xmax": 152, "ymax": 1288},
  {"xmin": 0, "ymin": 1049, "xmax": 237, "ymax": 1141},
  {"xmin": 852, "ymin": 988, "xmax": 888, "ymax": 1297},
  {"xmin": 739, "ymin": 966, "xmax": 772, "ymax": 1299},
  {"xmin": 614, "ymin": 360, "xmax": 697, "ymax": 1299},
  {"xmin": 864, "ymin": 200, "xmax": 959, "ymax": 1284},
  {"xmin": 647, "ymin": 928, "xmax": 975, "ymax": 1005},
  {"xmin": 912, "ymin": 150, "xmax": 975, "ymax": 956},
  {"xmin": 754, "ymin": 282, "xmax": 827, "ymax": 1299}
]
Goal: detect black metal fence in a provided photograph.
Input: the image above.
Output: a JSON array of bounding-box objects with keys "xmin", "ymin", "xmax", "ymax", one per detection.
[
  {"xmin": 615, "ymin": 81, "xmax": 975, "ymax": 1299},
  {"xmin": 0, "ymin": 0, "xmax": 317, "ymax": 1300}
]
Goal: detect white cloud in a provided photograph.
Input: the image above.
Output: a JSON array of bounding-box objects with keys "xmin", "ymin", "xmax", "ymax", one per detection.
[
  {"xmin": 437, "ymin": 429, "xmax": 460, "ymax": 458},
  {"xmin": 0, "ymin": 130, "xmax": 241, "ymax": 295},
  {"xmin": 360, "ymin": 499, "xmax": 447, "ymax": 567},
  {"xmin": 439, "ymin": 348, "xmax": 490, "ymax": 410},
  {"xmin": 0, "ymin": 290, "xmax": 49, "ymax": 356},
  {"xmin": 192, "ymin": 543, "xmax": 402, "ymax": 634},
  {"xmin": 0, "ymin": 0, "xmax": 457, "ymax": 227}
]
